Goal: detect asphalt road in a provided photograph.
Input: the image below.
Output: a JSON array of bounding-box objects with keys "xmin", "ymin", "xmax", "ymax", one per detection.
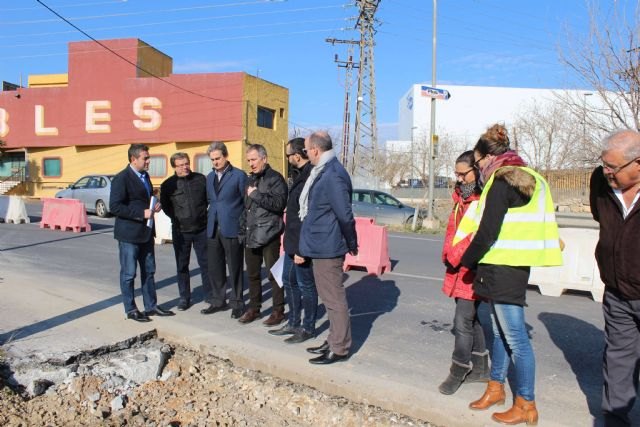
[{"xmin": 0, "ymin": 201, "xmax": 635, "ymax": 426}]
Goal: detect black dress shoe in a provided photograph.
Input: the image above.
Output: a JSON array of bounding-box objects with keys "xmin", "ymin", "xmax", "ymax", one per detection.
[
  {"xmin": 230, "ymin": 308, "xmax": 243, "ymax": 319},
  {"xmin": 146, "ymin": 307, "xmax": 175, "ymax": 316},
  {"xmin": 200, "ymin": 303, "xmax": 228, "ymax": 315},
  {"xmin": 177, "ymin": 300, "xmax": 191, "ymax": 311},
  {"xmin": 309, "ymin": 351, "xmax": 350, "ymax": 365},
  {"xmin": 268, "ymin": 324, "xmax": 298, "ymax": 336},
  {"xmin": 285, "ymin": 330, "xmax": 314, "ymax": 344},
  {"xmin": 126, "ymin": 310, "xmax": 151, "ymax": 322},
  {"xmin": 306, "ymin": 341, "xmax": 330, "ymax": 354}
]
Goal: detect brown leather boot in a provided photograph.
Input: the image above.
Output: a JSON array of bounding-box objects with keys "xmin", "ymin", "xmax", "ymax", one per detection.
[
  {"xmin": 262, "ymin": 310, "xmax": 285, "ymax": 327},
  {"xmin": 469, "ymin": 380, "xmax": 506, "ymax": 410},
  {"xmin": 491, "ymin": 396, "xmax": 538, "ymax": 425},
  {"xmin": 238, "ymin": 308, "xmax": 261, "ymax": 324}
]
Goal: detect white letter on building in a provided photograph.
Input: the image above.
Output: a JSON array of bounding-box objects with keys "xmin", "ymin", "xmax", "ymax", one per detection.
[
  {"xmin": 35, "ymin": 105, "xmax": 59, "ymax": 136},
  {"xmin": 86, "ymin": 100, "xmax": 112, "ymax": 133},
  {"xmin": 133, "ymin": 97, "xmax": 162, "ymax": 131},
  {"xmin": 0, "ymin": 108, "xmax": 8, "ymax": 138}
]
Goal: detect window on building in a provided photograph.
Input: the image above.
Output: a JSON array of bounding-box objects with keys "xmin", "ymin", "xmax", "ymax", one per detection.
[
  {"xmin": 257, "ymin": 106, "xmax": 275, "ymax": 129},
  {"xmin": 42, "ymin": 158, "xmax": 62, "ymax": 177},
  {"xmin": 148, "ymin": 155, "xmax": 166, "ymax": 178},
  {"xmin": 194, "ymin": 154, "xmax": 210, "ymax": 175}
]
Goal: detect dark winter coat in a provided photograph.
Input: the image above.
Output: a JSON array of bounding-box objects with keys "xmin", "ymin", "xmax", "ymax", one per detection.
[
  {"xmin": 239, "ymin": 164, "xmax": 288, "ymax": 249},
  {"xmin": 590, "ymin": 166, "xmax": 640, "ymax": 300},
  {"xmin": 160, "ymin": 172, "xmax": 207, "ymax": 234},
  {"xmin": 283, "ymin": 161, "xmax": 313, "ymax": 256}
]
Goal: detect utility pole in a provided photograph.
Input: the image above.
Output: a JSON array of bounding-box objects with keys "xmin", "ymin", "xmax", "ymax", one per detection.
[
  {"xmin": 353, "ymin": 0, "xmax": 380, "ymax": 179},
  {"xmin": 427, "ymin": 0, "xmax": 437, "ymax": 224},
  {"xmin": 326, "ymin": 38, "xmax": 360, "ymax": 173}
]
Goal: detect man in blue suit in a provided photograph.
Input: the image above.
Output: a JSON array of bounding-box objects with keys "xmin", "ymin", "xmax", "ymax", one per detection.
[
  {"xmin": 203, "ymin": 141, "xmax": 247, "ymax": 319},
  {"xmin": 110, "ymin": 143, "xmax": 175, "ymax": 322},
  {"xmin": 299, "ymin": 131, "xmax": 358, "ymax": 364}
]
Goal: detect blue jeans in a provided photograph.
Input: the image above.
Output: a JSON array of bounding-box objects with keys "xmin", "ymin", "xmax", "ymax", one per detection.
[
  {"xmin": 282, "ymin": 254, "xmax": 318, "ymax": 333},
  {"xmin": 119, "ymin": 240, "xmax": 158, "ymax": 314},
  {"xmin": 489, "ymin": 302, "xmax": 535, "ymax": 401},
  {"xmin": 452, "ymin": 298, "xmax": 486, "ymax": 365}
]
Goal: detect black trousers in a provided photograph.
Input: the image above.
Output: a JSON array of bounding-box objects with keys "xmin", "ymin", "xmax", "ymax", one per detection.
[
  {"xmin": 205, "ymin": 227, "xmax": 244, "ymax": 309},
  {"xmin": 171, "ymin": 228, "xmax": 209, "ymax": 304},
  {"xmin": 602, "ymin": 289, "xmax": 640, "ymax": 427},
  {"xmin": 244, "ymin": 238, "xmax": 283, "ymax": 312}
]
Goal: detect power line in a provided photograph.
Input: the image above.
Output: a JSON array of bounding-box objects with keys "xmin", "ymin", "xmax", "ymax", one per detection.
[
  {"xmin": 0, "ymin": 27, "xmax": 347, "ymax": 61},
  {"xmin": 2, "ymin": 0, "xmax": 284, "ymax": 25},
  {"xmin": 5, "ymin": 17, "xmax": 350, "ymax": 49},
  {"xmin": 0, "ymin": 0, "xmax": 127, "ymax": 12}
]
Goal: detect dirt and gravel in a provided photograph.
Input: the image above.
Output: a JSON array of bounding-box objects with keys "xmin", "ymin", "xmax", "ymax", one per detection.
[{"xmin": 0, "ymin": 337, "xmax": 435, "ymax": 427}]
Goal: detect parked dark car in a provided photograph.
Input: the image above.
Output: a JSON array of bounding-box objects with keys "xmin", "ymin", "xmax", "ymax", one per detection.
[
  {"xmin": 55, "ymin": 174, "xmax": 115, "ymax": 217},
  {"xmin": 351, "ymin": 189, "xmax": 424, "ymax": 226}
]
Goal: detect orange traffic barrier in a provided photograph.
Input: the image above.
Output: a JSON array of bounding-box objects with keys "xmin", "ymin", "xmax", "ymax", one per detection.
[
  {"xmin": 343, "ymin": 217, "xmax": 391, "ymax": 275},
  {"xmin": 40, "ymin": 198, "xmax": 91, "ymax": 233}
]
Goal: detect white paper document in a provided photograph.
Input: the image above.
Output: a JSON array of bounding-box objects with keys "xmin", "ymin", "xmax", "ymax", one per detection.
[
  {"xmin": 270, "ymin": 253, "xmax": 285, "ymax": 288},
  {"xmin": 146, "ymin": 195, "xmax": 157, "ymax": 228}
]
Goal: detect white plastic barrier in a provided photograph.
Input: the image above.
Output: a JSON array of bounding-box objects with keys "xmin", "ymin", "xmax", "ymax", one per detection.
[
  {"xmin": 154, "ymin": 209, "xmax": 173, "ymax": 245},
  {"xmin": 0, "ymin": 195, "xmax": 30, "ymax": 224},
  {"xmin": 530, "ymin": 228, "xmax": 604, "ymax": 302}
]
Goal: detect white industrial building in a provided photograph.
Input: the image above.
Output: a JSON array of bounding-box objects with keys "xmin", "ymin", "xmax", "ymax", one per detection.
[{"xmin": 388, "ymin": 84, "xmax": 599, "ymax": 182}]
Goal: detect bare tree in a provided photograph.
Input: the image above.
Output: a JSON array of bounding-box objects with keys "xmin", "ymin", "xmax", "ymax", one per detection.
[
  {"xmin": 510, "ymin": 100, "xmax": 590, "ymax": 171},
  {"xmin": 559, "ymin": 1, "xmax": 640, "ymax": 134}
]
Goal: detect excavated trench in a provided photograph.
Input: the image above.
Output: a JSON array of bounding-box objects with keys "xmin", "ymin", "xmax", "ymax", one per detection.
[{"xmin": 0, "ymin": 331, "xmax": 435, "ymax": 426}]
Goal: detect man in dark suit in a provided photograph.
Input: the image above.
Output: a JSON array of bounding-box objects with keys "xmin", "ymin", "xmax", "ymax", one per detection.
[
  {"xmin": 110, "ymin": 143, "xmax": 175, "ymax": 322},
  {"xmin": 203, "ymin": 142, "xmax": 247, "ymax": 319},
  {"xmin": 160, "ymin": 152, "xmax": 209, "ymax": 311},
  {"xmin": 299, "ymin": 131, "xmax": 358, "ymax": 364}
]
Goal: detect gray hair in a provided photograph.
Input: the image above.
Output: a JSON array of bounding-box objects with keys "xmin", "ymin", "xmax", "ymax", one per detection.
[
  {"xmin": 246, "ymin": 143, "xmax": 268, "ymax": 159},
  {"xmin": 206, "ymin": 141, "xmax": 228, "ymax": 157},
  {"xmin": 601, "ymin": 130, "xmax": 640, "ymax": 160},
  {"xmin": 308, "ymin": 131, "xmax": 333, "ymax": 152},
  {"xmin": 128, "ymin": 143, "xmax": 149, "ymax": 162}
]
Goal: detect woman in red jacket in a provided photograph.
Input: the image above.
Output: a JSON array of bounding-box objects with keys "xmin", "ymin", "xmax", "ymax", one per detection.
[{"xmin": 439, "ymin": 150, "xmax": 489, "ymax": 395}]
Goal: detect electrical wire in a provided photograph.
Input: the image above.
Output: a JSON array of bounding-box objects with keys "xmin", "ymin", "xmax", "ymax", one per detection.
[
  {"xmin": 0, "ymin": 0, "xmax": 127, "ymax": 12},
  {"xmin": 35, "ymin": 0, "xmax": 243, "ymax": 103}
]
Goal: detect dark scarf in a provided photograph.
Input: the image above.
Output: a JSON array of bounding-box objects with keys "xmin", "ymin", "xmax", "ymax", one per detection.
[{"xmin": 459, "ymin": 182, "xmax": 477, "ymax": 200}]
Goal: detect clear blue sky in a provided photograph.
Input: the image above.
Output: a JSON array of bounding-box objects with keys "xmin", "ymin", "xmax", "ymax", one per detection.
[{"xmin": 0, "ymin": 0, "xmax": 608, "ymax": 141}]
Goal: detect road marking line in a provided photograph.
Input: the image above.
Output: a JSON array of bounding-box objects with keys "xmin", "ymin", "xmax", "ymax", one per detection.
[
  {"xmin": 388, "ymin": 235, "xmax": 442, "ymax": 242},
  {"xmin": 387, "ymin": 271, "xmax": 442, "ymax": 281}
]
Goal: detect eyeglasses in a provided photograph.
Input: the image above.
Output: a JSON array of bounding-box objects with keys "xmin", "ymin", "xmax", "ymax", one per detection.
[
  {"xmin": 601, "ymin": 157, "xmax": 640, "ymax": 175},
  {"xmin": 285, "ymin": 153, "xmax": 296, "ymax": 158},
  {"xmin": 454, "ymin": 169, "xmax": 474, "ymax": 179},
  {"xmin": 473, "ymin": 155, "xmax": 485, "ymax": 168}
]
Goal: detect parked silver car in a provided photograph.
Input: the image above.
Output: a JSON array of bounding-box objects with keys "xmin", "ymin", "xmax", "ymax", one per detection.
[
  {"xmin": 55, "ymin": 175, "xmax": 114, "ymax": 217},
  {"xmin": 351, "ymin": 189, "xmax": 424, "ymax": 226}
]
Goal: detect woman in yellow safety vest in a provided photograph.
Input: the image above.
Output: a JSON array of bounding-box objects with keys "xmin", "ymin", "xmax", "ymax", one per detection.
[{"xmin": 458, "ymin": 124, "xmax": 562, "ymax": 426}]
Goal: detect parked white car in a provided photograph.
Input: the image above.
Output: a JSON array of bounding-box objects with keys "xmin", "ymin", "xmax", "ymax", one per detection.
[{"xmin": 55, "ymin": 175, "xmax": 114, "ymax": 217}]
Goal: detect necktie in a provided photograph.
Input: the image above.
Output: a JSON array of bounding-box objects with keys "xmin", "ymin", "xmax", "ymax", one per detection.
[{"xmin": 141, "ymin": 173, "xmax": 151, "ymax": 196}]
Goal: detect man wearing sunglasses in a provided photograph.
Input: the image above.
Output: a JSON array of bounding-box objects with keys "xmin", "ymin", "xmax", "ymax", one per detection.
[{"xmin": 590, "ymin": 130, "xmax": 640, "ymax": 427}]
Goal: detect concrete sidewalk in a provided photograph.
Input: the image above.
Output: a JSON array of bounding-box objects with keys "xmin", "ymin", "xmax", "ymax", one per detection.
[{"xmin": 0, "ymin": 211, "xmax": 624, "ymax": 427}]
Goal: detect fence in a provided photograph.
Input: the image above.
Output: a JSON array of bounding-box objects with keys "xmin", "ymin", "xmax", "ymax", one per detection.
[{"xmin": 388, "ymin": 169, "xmax": 593, "ymax": 205}]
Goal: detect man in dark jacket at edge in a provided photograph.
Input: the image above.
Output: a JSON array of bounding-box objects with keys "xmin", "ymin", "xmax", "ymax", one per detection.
[
  {"xmin": 237, "ymin": 144, "xmax": 288, "ymax": 326},
  {"xmin": 300, "ymin": 131, "xmax": 358, "ymax": 365},
  {"xmin": 590, "ymin": 130, "xmax": 640, "ymax": 427},
  {"xmin": 268, "ymin": 137, "xmax": 319, "ymax": 344},
  {"xmin": 160, "ymin": 152, "xmax": 209, "ymax": 311}
]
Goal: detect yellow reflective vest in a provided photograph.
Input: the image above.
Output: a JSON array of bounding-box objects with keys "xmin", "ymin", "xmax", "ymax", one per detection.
[{"xmin": 453, "ymin": 166, "xmax": 563, "ymax": 267}]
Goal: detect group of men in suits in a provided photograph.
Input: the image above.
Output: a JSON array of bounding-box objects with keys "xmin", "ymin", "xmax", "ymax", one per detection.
[{"xmin": 110, "ymin": 132, "xmax": 358, "ymax": 364}]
